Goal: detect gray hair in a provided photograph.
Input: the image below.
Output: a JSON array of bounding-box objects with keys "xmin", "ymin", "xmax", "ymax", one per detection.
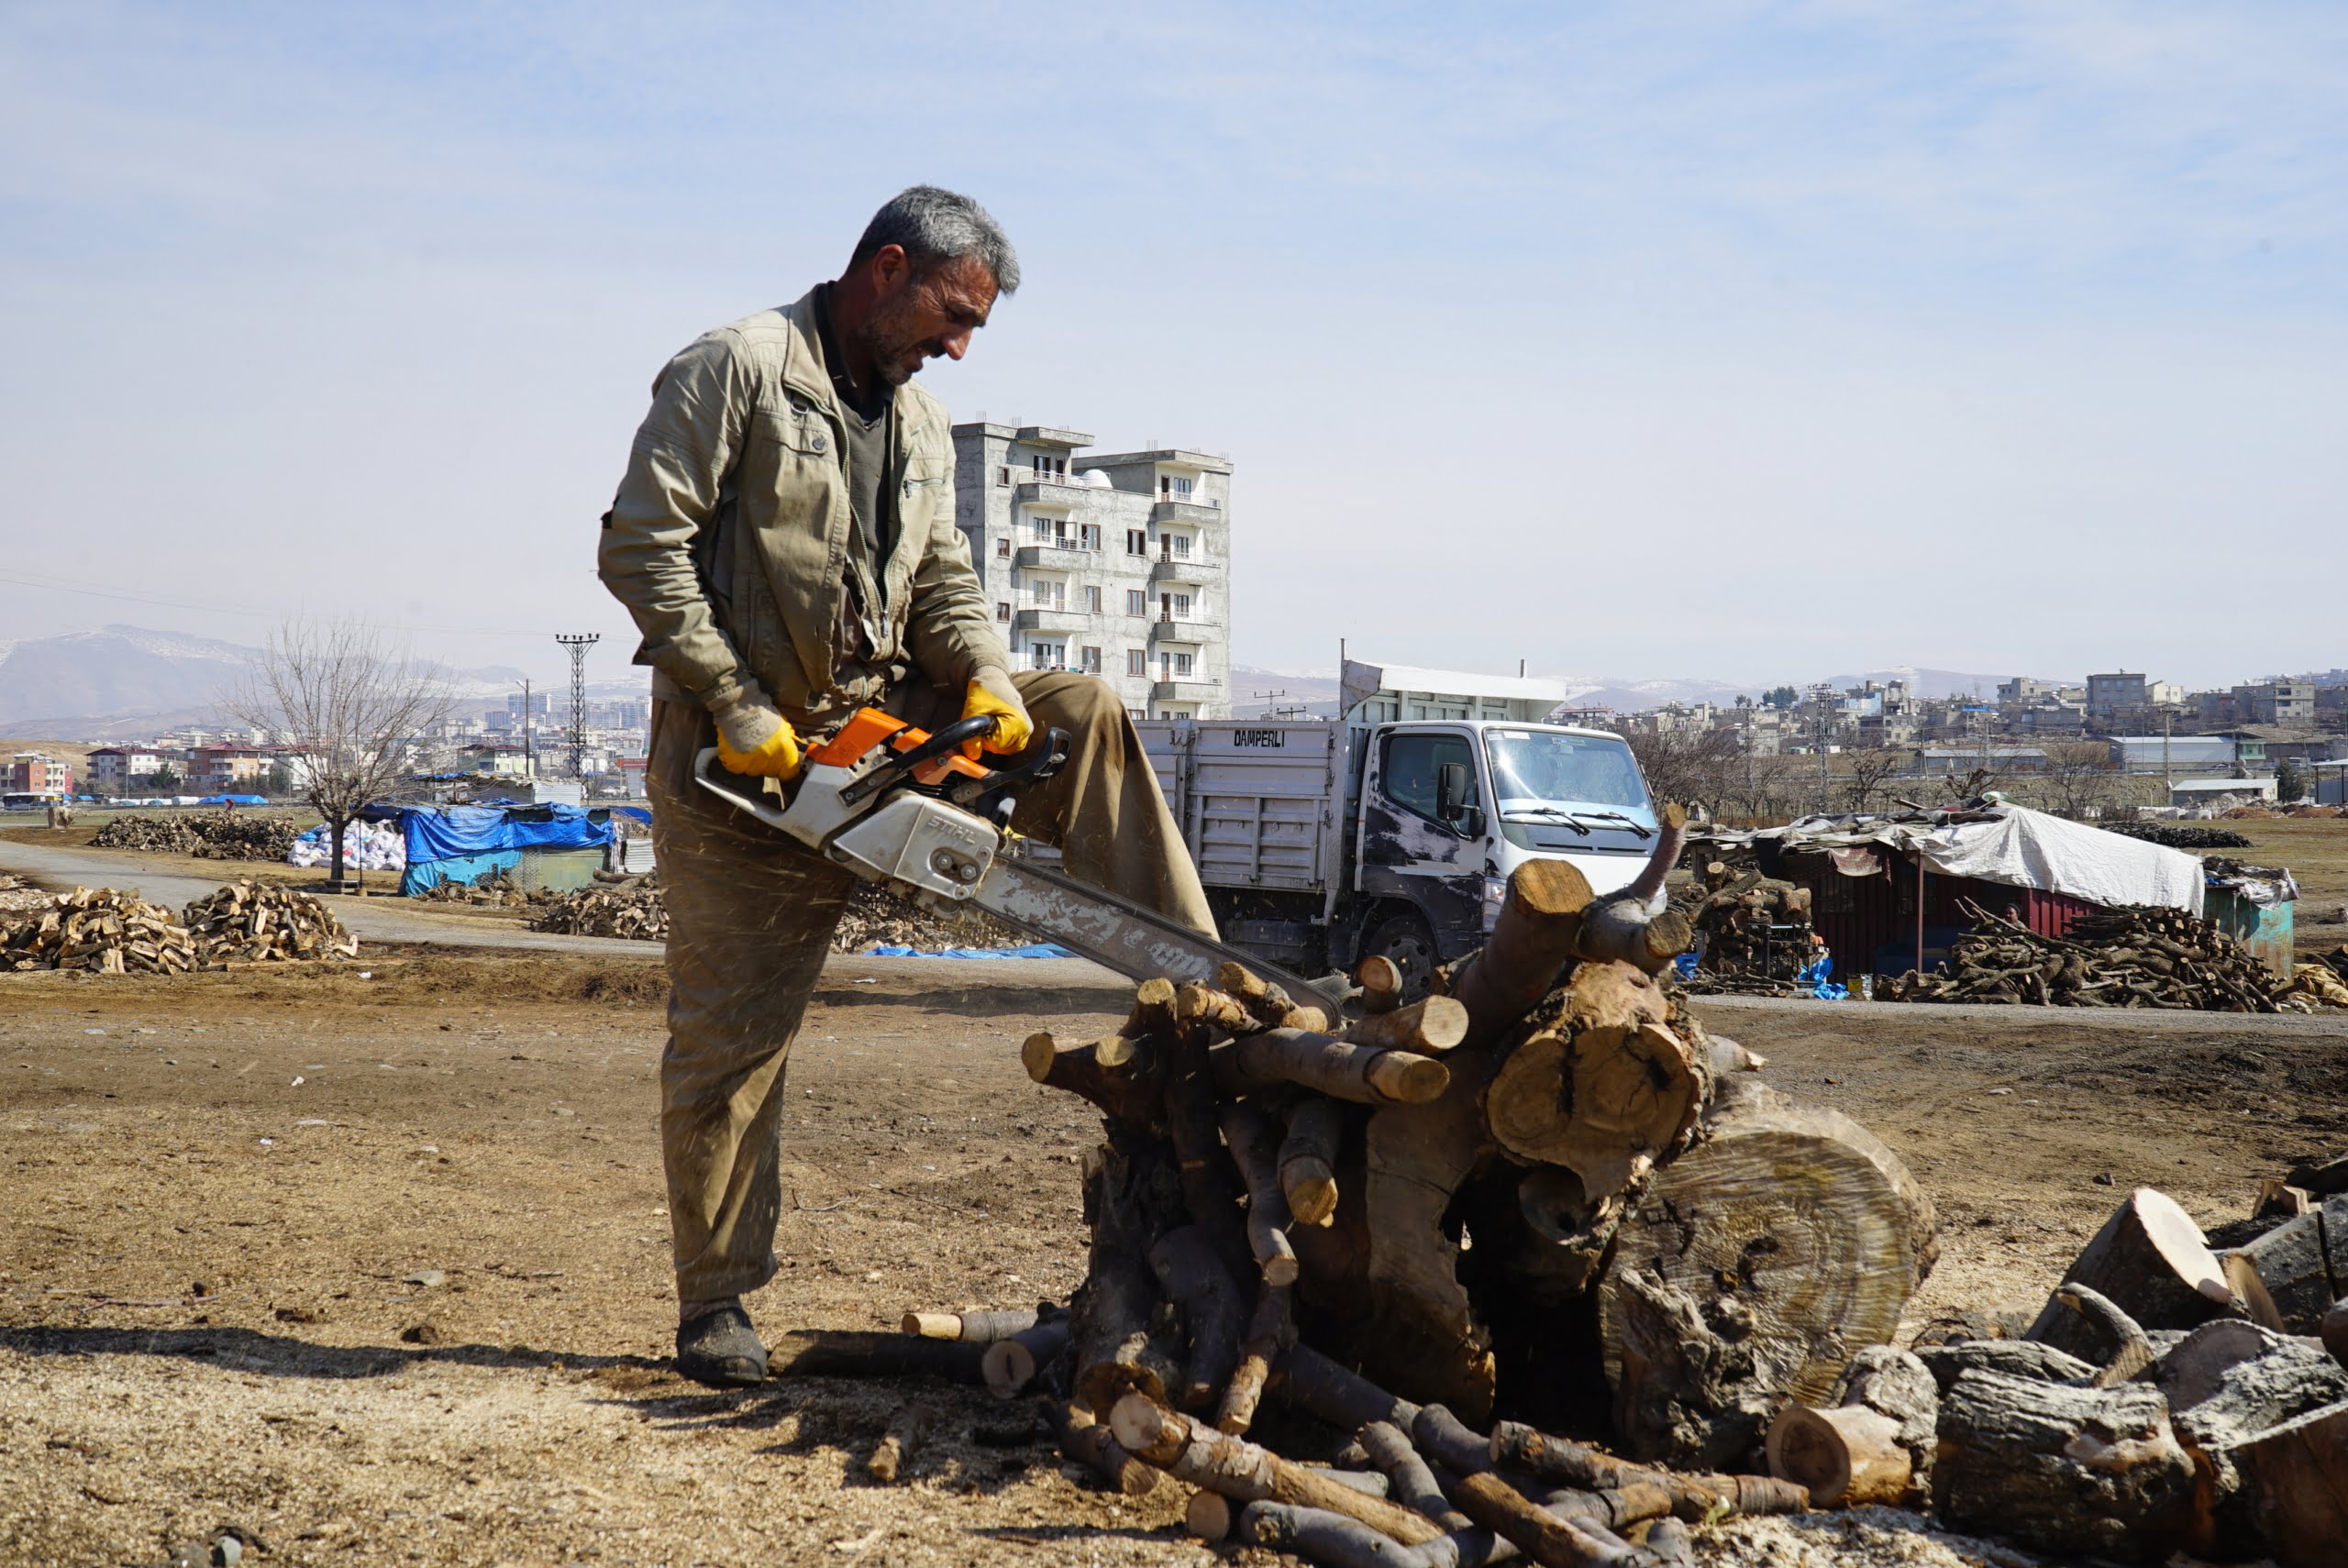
[{"xmin": 849, "ymin": 185, "xmax": 1020, "ymax": 293}]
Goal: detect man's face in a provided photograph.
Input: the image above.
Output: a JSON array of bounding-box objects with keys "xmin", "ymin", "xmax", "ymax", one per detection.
[{"xmin": 858, "ymin": 248, "xmax": 998, "ymax": 387}]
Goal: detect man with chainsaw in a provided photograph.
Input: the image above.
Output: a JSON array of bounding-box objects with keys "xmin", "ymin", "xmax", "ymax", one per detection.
[{"xmin": 598, "ymin": 186, "xmax": 1215, "ymax": 1387}]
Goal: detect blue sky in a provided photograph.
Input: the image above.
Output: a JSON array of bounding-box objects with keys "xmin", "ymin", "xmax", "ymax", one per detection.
[{"xmin": 2, "ymin": 2, "xmax": 2342, "ymax": 691}]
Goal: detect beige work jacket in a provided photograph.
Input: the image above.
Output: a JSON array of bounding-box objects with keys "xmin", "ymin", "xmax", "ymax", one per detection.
[{"xmin": 598, "ymin": 288, "xmax": 1005, "ymax": 729}]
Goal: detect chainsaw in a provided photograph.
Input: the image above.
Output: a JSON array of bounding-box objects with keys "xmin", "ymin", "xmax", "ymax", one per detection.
[{"xmin": 693, "ymin": 708, "xmax": 1330, "ymax": 998}]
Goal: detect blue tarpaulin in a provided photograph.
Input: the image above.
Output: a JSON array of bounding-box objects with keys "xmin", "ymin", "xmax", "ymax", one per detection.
[
  {"xmin": 400, "ymin": 805, "xmax": 610, "ymax": 864},
  {"xmin": 197, "ymin": 794, "xmax": 270, "ymax": 806},
  {"xmin": 400, "ymin": 849, "xmax": 524, "ymax": 896}
]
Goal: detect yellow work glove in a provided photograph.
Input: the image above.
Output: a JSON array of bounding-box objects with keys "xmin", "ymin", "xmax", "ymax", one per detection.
[
  {"xmin": 961, "ymin": 668, "xmax": 1035, "ymax": 758},
  {"xmin": 709, "ymin": 686, "xmax": 803, "ymax": 779}
]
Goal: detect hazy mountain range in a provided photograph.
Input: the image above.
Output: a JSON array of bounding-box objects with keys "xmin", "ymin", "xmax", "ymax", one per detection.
[{"xmin": 0, "ymin": 625, "xmax": 629, "ymax": 740}]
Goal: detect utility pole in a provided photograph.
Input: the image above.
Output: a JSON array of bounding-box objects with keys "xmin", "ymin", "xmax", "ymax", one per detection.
[
  {"xmin": 2162, "ymin": 706, "xmax": 2173, "ymax": 797},
  {"xmin": 555, "ymin": 634, "xmax": 600, "ymax": 779},
  {"xmin": 1810, "ymin": 681, "xmax": 1836, "ymax": 813},
  {"xmin": 520, "ymin": 679, "xmax": 535, "ymax": 778}
]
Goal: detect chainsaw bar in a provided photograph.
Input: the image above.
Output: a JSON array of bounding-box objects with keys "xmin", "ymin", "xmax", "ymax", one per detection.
[{"xmin": 964, "ymin": 856, "xmax": 1323, "ymax": 998}]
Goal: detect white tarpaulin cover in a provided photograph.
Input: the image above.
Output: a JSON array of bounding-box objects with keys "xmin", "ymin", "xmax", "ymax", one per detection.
[
  {"xmin": 1716, "ymin": 805, "xmax": 2207, "ymax": 916},
  {"xmin": 1911, "ymin": 807, "xmax": 2204, "ymax": 916}
]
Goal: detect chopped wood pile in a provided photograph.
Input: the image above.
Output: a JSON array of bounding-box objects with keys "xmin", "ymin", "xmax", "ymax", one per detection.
[
  {"xmin": 527, "ymin": 877, "xmax": 669, "ymax": 941},
  {"xmin": 1677, "ymin": 860, "xmax": 1822, "ymax": 996},
  {"xmin": 520, "ymin": 873, "xmax": 1025, "ymax": 952},
  {"xmin": 854, "ymin": 802, "xmax": 1956, "ymax": 1562},
  {"xmin": 1879, "ymin": 898, "xmax": 2289, "ymax": 1010},
  {"xmin": 0, "ymin": 887, "xmax": 198, "ymax": 974},
  {"xmin": 88, "ymin": 812, "xmax": 305, "ymax": 860},
  {"xmin": 0, "ymin": 871, "xmax": 50, "ymax": 916},
  {"xmin": 183, "ymin": 880, "xmax": 358, "ymax": 963},
  {"xmin": 2100, "ymin": 823, "xmax": 2253, "ymax": 850},
  {"xmin": 415, "ymin": 869, "xmax": 544, "ymax": 908}
]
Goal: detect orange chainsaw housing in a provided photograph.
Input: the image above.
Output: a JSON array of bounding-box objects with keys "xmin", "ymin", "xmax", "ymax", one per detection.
[{"xmin": 807, "ymin": 708, "xmax": 996, "ymax": 789}]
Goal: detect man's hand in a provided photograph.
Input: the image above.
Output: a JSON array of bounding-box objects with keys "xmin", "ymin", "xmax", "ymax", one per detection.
[
  {"xmin": 709, "ymin": 686, "xmax": 803, "ymax": 778},
  {"xmin": 961, "ymin": 668, "xmax": 1034, "ymax": 758}
]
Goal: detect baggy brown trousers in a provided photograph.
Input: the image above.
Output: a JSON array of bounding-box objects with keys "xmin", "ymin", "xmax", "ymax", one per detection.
[{"xmin": 647, "ymin": 671, "xmax": 1215, "ymax": 1312}]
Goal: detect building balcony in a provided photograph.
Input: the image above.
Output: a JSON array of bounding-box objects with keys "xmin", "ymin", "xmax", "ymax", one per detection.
[
  {"xmin": 1013, "ymin": 541, "xmax": 1105, "ymax": 570},
  {"xmin": 1151, "ymin": 679, "xmax": 1220, "ymax": 702},
  {"xmin": 1010, "ymin": 476, "xmax": 1095, "ymax": 503},
  {"xmin": 1148, "ymin": 615, "xmax": 1218, "ymax": 642},
  {"xmin": 1150, "ymin": 500, "xmax": 1220, "ymax": 522},
  {"xmin": 1013, "ymin": 607, "xmax": 1096, "ymax": 635},
  {"xmin": 1149, "ymin": 554, "xmax": 1215, "ymax": 582}
]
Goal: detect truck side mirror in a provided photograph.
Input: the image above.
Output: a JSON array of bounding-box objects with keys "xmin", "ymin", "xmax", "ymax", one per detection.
[{"xmin": 1436, "ymin": 761, "xmax": 1470, "ymax": 825}]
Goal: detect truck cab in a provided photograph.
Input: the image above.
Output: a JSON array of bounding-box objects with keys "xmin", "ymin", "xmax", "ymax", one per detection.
[
  {"xmin": 1125, "ymin": 658, "xmax": 1660, "ymax": 991},
  {"xmin": 1353, "ymin": 715, "xmax": 1658, "ymax": 984}
]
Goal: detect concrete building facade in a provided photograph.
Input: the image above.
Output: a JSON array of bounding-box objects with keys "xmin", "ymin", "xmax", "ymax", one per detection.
[
  {"xmin": 6, "ymin": 753, "xmax": 73, "ymax": 798},
  {"xmin": 951, "ymin": 423, "xmax": 1233, "ymax": 721}
]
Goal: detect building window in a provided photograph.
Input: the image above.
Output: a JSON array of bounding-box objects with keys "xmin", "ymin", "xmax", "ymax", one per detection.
[
  {"xmin": 1125, "ymin": 529, "xmax": 1147, "ymax": 556},
  {"xmin": 994, "ymin": 537, "xmax": 1010, "ymax": 558},
  {"xmin": 1127, "ymin": 649, "xmax": 1146, "ymax": 678},
  {"xmin": 1084, "ymin": 585, "xmax": 1102, "ymax": 614},
  {"xmin": 1172, "ymin": 651, "xmax": 1195, "ymax": 678},
  {"xmin": 1030, "ymin": 579, "xmax": 1065, "ymax": 609},
  {"xmin": 1030, "ymin": 641, "xmax": 1066, "ymax": 670},
  {"xmin": 1160, "ymin": 474, "xmax": 1192, "ymax": 502},
  {"xmin": 1033, "ymin": 515, "xmax": 1054, "ymax": 541},
  {"xmin": 1079, "ymin": 523, "xmax": 1102, "ymax": 551},
  {"xmin": 1125, "ymin": 590, "xmax": 1147, "ymax": 616},
  {"xmin": 1168, "ymin": 532, "xmax": 1191, "ymax": 558},
  {"xmin": 1080, "ymin": 646, "xmax": 1102, "ymax": 674},
  {"xmin": 995, "ymin": 602, "xmax": 1011, "ymax": 622},
  {"xmin": 1161, "ymin": 591, "xmax": 1192, "ymax": 621},
  {"xmin": 997, "ymin": 465, "xmax": 1011, "ymax": 486}
]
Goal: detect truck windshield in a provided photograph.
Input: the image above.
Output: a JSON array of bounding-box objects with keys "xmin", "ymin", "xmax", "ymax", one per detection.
[{"xmin": 1487, "ymin": 731, "xmax": 1653, "ymax": 822}]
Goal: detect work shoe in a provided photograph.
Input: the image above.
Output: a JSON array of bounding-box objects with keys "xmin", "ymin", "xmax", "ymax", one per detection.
[{"xmin": 675, "ymin": 1304, "xmax": 768, "ymax": 1387}]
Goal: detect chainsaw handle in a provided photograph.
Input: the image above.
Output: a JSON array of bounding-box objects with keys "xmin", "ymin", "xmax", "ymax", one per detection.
[{"xmin": 837, "ymin": 712, "xmax": 1001, "ymax": 808}]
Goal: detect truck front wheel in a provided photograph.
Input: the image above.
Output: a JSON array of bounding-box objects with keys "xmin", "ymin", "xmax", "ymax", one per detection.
[{"xmin": 1363, "ymin": 910, "xmax": 1438, "ymax": 1001}]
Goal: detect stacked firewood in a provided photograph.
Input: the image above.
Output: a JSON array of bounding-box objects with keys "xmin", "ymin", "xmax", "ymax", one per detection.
[
  {"xmin": 955, "ymin": 803, "xmax": 1946, "ymax": 1562},
  {"xmin": 1678, "ymin": 860, "xmax": 1820, "ymax": 996},
  {"xmin": 182, "ymin": 881, "xmax": 358, "ymax": 963},
  {"xmin": 2100, "ymin": 823, "xmax": 2253, "ymax": 850},
  {"xmin": 527, "ymin": 878, "xmax": 669, "ymax": 941},
  {"xmin": 1880, "ymin": 899, "xmax": 2281, "ymax": 1010},
  {"xmin": 0, "ymin": 887, "xmax": 199, "ymax": 974},
  {"xmin": 416, "ymin": 870, "xmax": 541, "ymax": 907},
  {"xmin": 90, "ymin": 812, "xmax": 304, "ymax": 860}
]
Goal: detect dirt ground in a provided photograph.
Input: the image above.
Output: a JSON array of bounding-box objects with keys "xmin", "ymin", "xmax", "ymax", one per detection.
[{"xmin": 6, "ymin": 951, "xmax": 2345, "ymax": 1567}]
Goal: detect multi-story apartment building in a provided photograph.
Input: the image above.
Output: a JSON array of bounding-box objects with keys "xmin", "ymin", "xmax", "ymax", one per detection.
[
  {"xmin": 84, "ymin": 747, "xmax": 172, "ymax": 794},
  {"xmin": 951, "ymin": 423, "xmax": 1232, "ymax": 721},
  {"xmin": 6, "ymin": 753, "xmax": 74, "ymax": 798}
]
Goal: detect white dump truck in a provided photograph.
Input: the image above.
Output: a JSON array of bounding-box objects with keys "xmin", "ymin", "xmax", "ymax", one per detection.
[{"xmin": 1125, "ymin": 658, "xmax": 1660, "ymax": 990}]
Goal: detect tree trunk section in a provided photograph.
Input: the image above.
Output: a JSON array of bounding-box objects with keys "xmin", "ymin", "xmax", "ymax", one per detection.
[
  {"xmin": 1764, "ymin": 1404, "xmax": 1910, "ymax": 1507},
  {"xmin": 2024, "ymin": 1187, "xmax": 2242, "ymax": 1360},
  {"xmin": 1598, "ymin": 1084, "xmax": 1937, "ymax": 1468},
  {"xmin": 1447, "ymin": 859, "xmax": 1595, "ymax": 1050},
  {"xmin": 1933, "ymin": 1368, "xmax": 2196, "ymax": 1562}
]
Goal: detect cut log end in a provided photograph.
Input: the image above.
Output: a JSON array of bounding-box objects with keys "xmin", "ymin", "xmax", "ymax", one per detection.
[
  {"xmin": 1363, "ymin": 1050, "xmax": 1450, "ymax": 1104},
  {"xmin": 1019, "ymin": 1032, "xmax": 1058, "ymax": 1084},
  {"xmin": 1511, "ymin": 856, "xmax": 1598, "ymax": 919},
  {"xmin": 1766, "ymin": 1403, "xmax": 1912, "ymax": 1507},
  {"xmin": 1184, "ymin": 1489, "xmax": 1234, "ymax": 1541}
]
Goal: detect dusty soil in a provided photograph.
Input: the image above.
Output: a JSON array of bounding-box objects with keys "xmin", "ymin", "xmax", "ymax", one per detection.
[
  {"xmin": 5, "ymin": 952, "xmax": 2343, "ymax": 1567},
  {"xmin": 2190, "ymin": 815, "xmax": 2348, "ymax": 951}
]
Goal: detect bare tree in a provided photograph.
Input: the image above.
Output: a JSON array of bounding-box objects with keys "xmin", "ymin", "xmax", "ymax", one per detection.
[
  {"xmin": 2030, "ymin": 742, "xmax": 2120, "ymax": 819},
  {"xmin": 1838, "ymin": 748, "xmax": 1909, "ymax": 814},
  {"xmin": 225, "ymin": 620, "xmax": 455, "ymax": 891},
  {"xmin": 1621, "ymin": 726, "xmax": 1746, "ymax": 818}
]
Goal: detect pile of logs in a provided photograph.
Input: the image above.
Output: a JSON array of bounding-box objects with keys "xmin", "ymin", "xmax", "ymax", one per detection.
[
  {"xmin": 183, "ymin": 880, "xmax": 358, "ymax": 963},
  {"xmin": 527, "ymin": 878, "xmax": 669, "ymax": 941},
  {"xmin": 1868, "ymin": 1181, "xmax": 2348, "ymax": 1566},
  {"xmin": 1879, "ymin": 899, "xmax": 2283, "ymax": 1010},
  {"xmin": 1678, "ymin": 860, "xmax": 1821, "ymax": 996},
  {"xmin": 416, "ymin": 870, "xmax": 542, "ymax": 908},
  {"xmin": 965, "ymin": 801, "xmax": 1946, "ymax": 1562},
  {"xmin": 2100, "ymin": 823, "xmax": 2254, "ymax": 850},
  {"xmin": 0, "ymin": 887, "xmax": 199, "ymax": 975},
  {"xmin": 89, "ymin": 812, "xmax": 304, "ymax": 860}
]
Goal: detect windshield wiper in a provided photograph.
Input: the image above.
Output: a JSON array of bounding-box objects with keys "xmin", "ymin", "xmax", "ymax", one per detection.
[
  {"xmin": 1501, "ymin": 806, "xmax": 1589, "ymax": 834},
  {"xmin": 1565, "ymin": 810, "xmax": 1655, "ymax": 838}
]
